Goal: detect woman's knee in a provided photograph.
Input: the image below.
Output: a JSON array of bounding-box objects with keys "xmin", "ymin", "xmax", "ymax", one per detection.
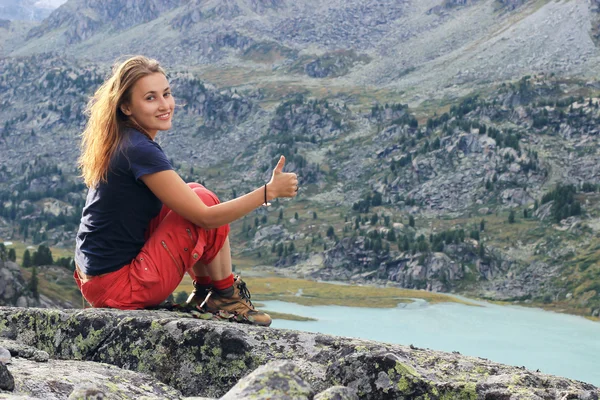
[{"xmin": 189, "ymin": 183, "xmax": 221, "ymax": 206}]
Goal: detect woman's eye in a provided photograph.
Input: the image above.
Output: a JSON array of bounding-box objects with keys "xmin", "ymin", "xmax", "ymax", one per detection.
[
  {"xmin": 164, "ymin": 92, "xmax": 171, "ymax": 98},
  {"xmin": 146, "ymin": 96, "xmax": 154, "ymax": 101}
]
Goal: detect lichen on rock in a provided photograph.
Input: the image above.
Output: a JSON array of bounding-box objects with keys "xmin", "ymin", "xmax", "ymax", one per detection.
[{"xmin": 0, "ymin": 307, "xmax": 598, "ymax": 399}]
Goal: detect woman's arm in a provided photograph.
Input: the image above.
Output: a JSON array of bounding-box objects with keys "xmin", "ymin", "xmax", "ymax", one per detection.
[{"xmin": 141, "ymin": 156, "xmax": 297, "ymax": 229}]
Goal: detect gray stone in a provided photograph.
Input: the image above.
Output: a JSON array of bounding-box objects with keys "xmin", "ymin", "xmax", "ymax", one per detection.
[
  {"xmin": 67, "ymin": 385, "xmax": 107, "ymax": 400},
  {"xmin": 4, "ymin": 355, "xmax": 181, "ymax": 399},
  {"xmin": 221, "ymin": 361, "xmax": 314, "ymax": 400},
  {"xmin": 0, "ymin": 339, "xmax": 48, "ymax": 363},
  {"xmin": 0, "ymin": 363, "xmax": 15, "ymax": 391},
  {"xmin": 0, "ymin": 346, "xmax": 11, "ymax": 364},
  {"xmin": 0, "ymin": 307, "xmax": 597, "ymax": 399},
  {"xmin": 314, "ymin": 386, "xmax": 359, "ymax": 400}
]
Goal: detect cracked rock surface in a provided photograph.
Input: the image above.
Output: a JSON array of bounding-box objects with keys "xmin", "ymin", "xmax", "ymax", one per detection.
[{"xmin": 0, "ymin": 307, "xmax": 598, "ymax": 399}]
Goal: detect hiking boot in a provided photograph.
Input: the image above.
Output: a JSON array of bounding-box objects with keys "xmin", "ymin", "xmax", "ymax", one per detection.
[
  {"xmin": 185, "ymin": 280, "xmax": 212, "ymax": 306},
  {"xmin": 201, "ymin": 276, "xmax": 272, "ymax": 327}
]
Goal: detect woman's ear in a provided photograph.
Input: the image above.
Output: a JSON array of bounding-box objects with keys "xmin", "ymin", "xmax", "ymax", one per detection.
[{"xmin": 120, "ymin": 103, "xmax": 132, "ymax": 116}]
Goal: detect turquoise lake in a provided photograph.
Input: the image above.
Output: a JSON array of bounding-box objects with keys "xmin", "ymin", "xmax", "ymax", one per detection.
[{"xmin": 261, "ymin": 298, "xmax": 600, "ymax": 386}]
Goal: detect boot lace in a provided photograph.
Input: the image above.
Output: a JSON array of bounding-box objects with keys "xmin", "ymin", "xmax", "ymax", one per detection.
[{"xmin": 237, "ymin": 280, "xmax": 254, "ymax": 308}]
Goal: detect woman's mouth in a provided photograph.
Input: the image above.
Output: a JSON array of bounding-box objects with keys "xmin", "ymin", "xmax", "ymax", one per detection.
[{"xmin": 157, "ymin": 112, "xmax": 171, "ymax": 120}]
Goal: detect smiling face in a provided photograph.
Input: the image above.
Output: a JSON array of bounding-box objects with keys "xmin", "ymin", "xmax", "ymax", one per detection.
[{"xmin": 120, "ymin": 72, "xmax": 175, "ymax": 139}]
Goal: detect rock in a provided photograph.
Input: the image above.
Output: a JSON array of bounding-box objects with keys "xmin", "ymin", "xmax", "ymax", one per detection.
[
  {"xmin": 0, "ymin": 362, "xmax": 15, "ymax": 391},
  {"xmin": 0, "ymin": 307, "xmax": 597, "ymax": 399},
  {"xmin": 302, "ymin": 50, "xmax": 370, "ymax": 78},
  {"xmin": 15, "ymin": 297, "xmax": 28, "ymax": 308},
  {"xmin": 501, "ymin": 188, "xmax": 532, "ymax": 206},
  {"xmin": 181, "ymin": 398, "xmax": 217, "ymax": 400},
  {"xmin": 0, "ymin": 346, "xmax": 11, "ymax": 364},
  {"xmin": 221, "ymin": 361, "xmax": 314, "ymax": 399},
  {"xmin": 534, "ymin": 201, "xmax": 554, "ymax": 221},
  {"xmin": 67, "ymin": 385, "xmax": 107, "ymax": 400},
  {"xmin": 314, "ymin": 386, "xmax": 359, "ymax": 400},
  {"xmin": 0, "ymin": 258, "xmax": 72, "ymax": 309},
  {"xmin": 0, "ymin": 260, "xmax": 36, "ymax": 308},
  {"xmin": 253, "ymin": 225, "xmax": 288, "ymax": 246},
  {"xmin": 3, "ymin": 351, "xmax": 182, "ymax": 399},
  {"xmin": 0, "ymin": 339, "xmax": 48, "ymax": 363}
]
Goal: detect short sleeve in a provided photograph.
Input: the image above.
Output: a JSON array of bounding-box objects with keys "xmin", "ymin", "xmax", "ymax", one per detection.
[{"xmin": 125, "ymin": 138, "xmax": 173, "ymax": 181}]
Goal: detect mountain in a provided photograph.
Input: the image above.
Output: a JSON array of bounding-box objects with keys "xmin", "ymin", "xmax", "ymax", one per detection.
[
  {"xmin": 0, "ymin": 0, "xmax": 66, "ymax": 21},
  {"xmin": 0, "ymin": 0, "xmax": 599, "ymax": 318},
  {"xmin": 3, "ymin": 0, "xmax": 597, "ymax": 98}
]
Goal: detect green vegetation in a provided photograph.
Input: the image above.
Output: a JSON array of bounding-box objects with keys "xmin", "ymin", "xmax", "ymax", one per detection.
[
  {"xmin": 540, "ymin": 184, "xmax": 582, "ymax": 223},
  {"xmin": 177, "ymin": 276, "xmax": 478, "ymax": 308}
]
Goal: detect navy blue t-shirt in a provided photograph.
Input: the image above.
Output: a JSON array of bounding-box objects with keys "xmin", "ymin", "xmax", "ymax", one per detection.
[{"xmin": 75, "ymin": 128, "xmax": 173, "ymax": 276}]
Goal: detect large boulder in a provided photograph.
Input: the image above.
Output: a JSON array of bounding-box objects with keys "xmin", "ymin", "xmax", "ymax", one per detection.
[
  {"xmin": 0, "ymin": 260, "xmax": 35, "ymax": 308},
  {"xmin": 0, "ymin": 307, "xmax": 598, "ymax": 399}
]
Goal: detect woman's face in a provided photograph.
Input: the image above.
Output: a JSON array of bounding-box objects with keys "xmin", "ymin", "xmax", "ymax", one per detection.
[{"xmin": 121, "ymin": 72, "xmax": 175, "ymax": 138}]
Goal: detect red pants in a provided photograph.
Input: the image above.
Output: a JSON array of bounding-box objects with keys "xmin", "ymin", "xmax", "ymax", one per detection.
[{"xmin": 74, "ymin": 183, "xmax": 230, "ymax": 309}]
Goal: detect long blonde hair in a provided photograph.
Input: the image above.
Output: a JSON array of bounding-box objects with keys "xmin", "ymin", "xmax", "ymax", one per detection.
[{"xmin": 78, "ymin": 55, "xmax": 166, "ymax": 188}]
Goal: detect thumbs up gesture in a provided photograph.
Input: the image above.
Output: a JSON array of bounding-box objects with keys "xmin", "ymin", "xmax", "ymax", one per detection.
[{"xmin": 268, "ymin": 155, "xmax": 298, "ymax": 199}]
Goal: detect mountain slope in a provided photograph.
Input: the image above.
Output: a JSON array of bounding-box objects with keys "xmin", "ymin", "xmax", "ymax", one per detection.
[
  {"xmin": 6, "ymin": 0, "xmax": 599, "ymax": 98},
  {"xmin": 0, "ymin": 0, "xmax": 66, "ymax": 21}
]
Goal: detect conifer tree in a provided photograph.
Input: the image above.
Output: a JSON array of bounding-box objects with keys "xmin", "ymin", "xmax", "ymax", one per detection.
[
  {"xmin": 30, "ymin": 266, "xmax": 39, "ymax": 301},
  {"xmin": 8, "ymin": 248, "xmax": 16, "ymax": 262},
  {"xmin": 23, "ymin": 249, "xmax": 32, "ymax": 268}
]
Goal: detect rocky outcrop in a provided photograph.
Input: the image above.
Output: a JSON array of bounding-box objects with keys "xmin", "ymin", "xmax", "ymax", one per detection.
[
  {"xmin": 27, "ymin": 0, "xmax": 186, "ymax": 44},
  {"xmin": 0, "ymin": 258, "xmax": 74, "ymax": 310},
  {"xmin": 383, "ymin": 131, "xmax": 545, "ymax": 213},
  {"xmin": 173, "ymin": 77, "xmax": 254, "ymax": 134},
  {"xmin": 317, "ymin": 237, "xmax": 517, "ymax": 293},
  {"xmin": 269, "ymin": 95, "xmax": 350, "ymax": 139},
  {"xmin": 0, "ymin": 339, "xmax": 181, "ymax": 399},
  {"xmin": 170, "ymin": 0, "xmax": 286, "ymax": 29},
  {"xmin": 590, "ymin": 0, "xmax": 600, "ymax": 46},
  {"xmin": 498, "ymin": 0, "xmax": 528, "ymax": 11},
  {"xmin": 294, "ymin": 50, "xmax": 371, "ymax": 78},
  {"xmin": 0, "ymin": 259, "xmax": 36, "ymax": 308},
  {"xmin": 0, "ymin": 0, "xmax": 58, "ymax": 22},
  {"xmin": 0, "ymin": 307, "xmax": 598, "ymax": 399}
]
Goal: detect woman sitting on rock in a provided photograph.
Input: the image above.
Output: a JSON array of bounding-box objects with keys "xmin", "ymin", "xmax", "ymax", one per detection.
[{"xmin": 73, "ymin": 55, "xmax": 298, "ymax": 327}]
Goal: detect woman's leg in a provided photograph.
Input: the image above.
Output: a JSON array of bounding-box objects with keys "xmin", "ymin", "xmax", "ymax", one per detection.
[
  {"xmin": 197, "ymin": 235, "xmax": 271, "ymax": 326},
  {"xmin": 187, "ymin": 237, "xmax": 233, "ymax": 305},
  {"xmin": 201, "ymin": 236, "xmax": 232, "ymax": 281},
  {"xmin": 191, "ymin": 262, "xmax": 209, "ymax": 278}
]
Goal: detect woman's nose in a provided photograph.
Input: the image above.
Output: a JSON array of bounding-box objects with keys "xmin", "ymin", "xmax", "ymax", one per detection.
[{"xmin": 158, "ymin": 96, "xmax": 169, "ymax": 110}]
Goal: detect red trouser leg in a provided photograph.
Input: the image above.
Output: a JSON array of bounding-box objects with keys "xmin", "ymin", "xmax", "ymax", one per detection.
[{"xmin": 74, "ymin": 183, "xmax": 230, "ymax": 309}]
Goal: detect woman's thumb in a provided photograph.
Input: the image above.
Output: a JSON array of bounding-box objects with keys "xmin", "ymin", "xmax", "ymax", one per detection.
[{"xmin": 274, "ymin": 155, "xmax": 285, "ymax": 173}]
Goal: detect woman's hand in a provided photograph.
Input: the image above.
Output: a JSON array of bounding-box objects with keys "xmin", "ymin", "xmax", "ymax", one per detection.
[{"xmin": 268, "ymin": 155, "xmax": 298, "ymax": 200}]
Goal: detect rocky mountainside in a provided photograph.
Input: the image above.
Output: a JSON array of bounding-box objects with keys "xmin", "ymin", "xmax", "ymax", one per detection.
[
  {"xmin": 0, "ymin": 307, "xmax": 597, "ymax": 399},
  {"xmin": 0, "ymin": 246, "xmax": 74, "ymax": 309},
  {"xmin": 0, "ymin": 0, "xmax": 65, "ymax": 21},
  {"xmin": 0, "ymin": 0, "xmax": 597, "ymax": 96},
  {"xmin": 0, "ymin": 0, "xmax": 600, "ymax": 318},
  {"xmin": 0, "ymin": 258, "xmax": 35, "ymax": 308}
]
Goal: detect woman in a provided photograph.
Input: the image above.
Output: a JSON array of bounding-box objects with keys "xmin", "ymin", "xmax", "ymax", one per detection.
[{"xmin": 74, "ymin": 55, "xmax": 298, "ymax": 327}]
